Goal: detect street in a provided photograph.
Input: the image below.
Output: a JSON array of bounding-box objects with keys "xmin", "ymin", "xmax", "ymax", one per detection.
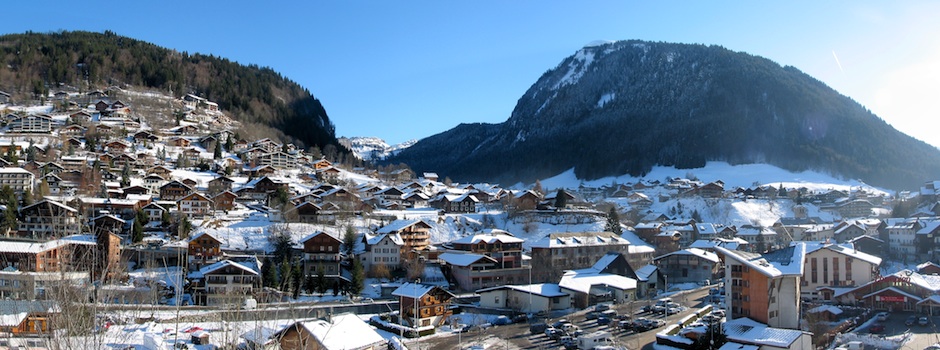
[{"xmin": 414, "ymin": 287, "xmax": 711, "ymax": 349}]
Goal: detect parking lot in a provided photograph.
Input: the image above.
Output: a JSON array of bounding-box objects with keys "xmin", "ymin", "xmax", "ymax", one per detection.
[{"xmin": 855, "ymin": 311, "xmax": 940, "ymax": 349}]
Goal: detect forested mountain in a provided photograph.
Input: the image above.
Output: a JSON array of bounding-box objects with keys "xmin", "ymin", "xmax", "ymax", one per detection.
[
  {"xmin": 389, "ymin": 40, "xmax": 940, "ymax": 190},
  {"xmin": 0, "ymin": 31, "xmax": 342, "ymax": 151}
]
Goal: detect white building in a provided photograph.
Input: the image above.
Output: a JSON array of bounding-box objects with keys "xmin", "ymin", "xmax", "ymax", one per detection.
[
  {"xmin": 801, "ymin": 242, "xmax": 882, "ymax": 301},
  {"xmin": 476, "ymin": 284, "xmax": 571, "ymax": 314},
  {"xmin": 0, "ymin": 167, "xmax": 35, "ymax": 196}
]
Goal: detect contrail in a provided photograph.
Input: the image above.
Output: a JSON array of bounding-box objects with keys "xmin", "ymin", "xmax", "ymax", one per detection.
[{"xmin": 832, "ymin": 50, "xmax": 844, "ymax": 74}]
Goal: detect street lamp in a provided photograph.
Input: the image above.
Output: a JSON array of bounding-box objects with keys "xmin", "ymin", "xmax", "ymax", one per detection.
[{"xmin": 664, "ymin": 274, "xmax": 668, "ymax": 296}]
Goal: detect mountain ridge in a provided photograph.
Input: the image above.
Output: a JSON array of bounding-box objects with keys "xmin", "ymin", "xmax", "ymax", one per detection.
[
  {"xmin": 388, "ymin": 40, "xmax": 940, "ymax": 190},
  {"xmin": 0, "ymin": 30, "xmax": 343, "ymax": 152}
]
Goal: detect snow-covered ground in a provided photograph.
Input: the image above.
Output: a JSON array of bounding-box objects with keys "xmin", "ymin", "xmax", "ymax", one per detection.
[{"xmin": 537, "ymin": 161, "xmax": 890, "ymax": 196}]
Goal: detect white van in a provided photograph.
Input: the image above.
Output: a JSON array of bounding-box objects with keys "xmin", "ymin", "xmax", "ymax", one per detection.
[{"xmin": 577, "ymin": 331, "xmax": 613, "ymax": 350}]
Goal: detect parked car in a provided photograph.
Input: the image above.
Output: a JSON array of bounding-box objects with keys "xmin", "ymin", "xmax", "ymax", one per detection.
[
  {"xmin": 618, "ymin": 320, "xmax": 634, "ymax": 330},
  {"xmin": 711, "ymin": 309, "xmax": 726, "ymax": 318},
  {"xmin": 586, "ymin": 311, "xmax": 600, "ymax": 320},
  {"xmin": 869, "ymin": 323, "xmax": 885, "ymax": 333},
  {"xmin": 552, "ymin": 319, "xmax": 570, "ymax": 328},
  {"xmin": 594, "ymin": 303, "xmax": 612, "ymax": 312},
  {"xmin": 920, "ymin": 316, "xmax": 930, "ymax": 326},
  {"xmin": 875, "ymin": 312, "xmax": 890, "ymax": 321},
  {"xmin": 597, "ymin": 316, "xmax": 612, "ymax": 326},
  {"xmin": 529, "ymin": 323, "xmax": 550, "ymax": 335},
  {"xmin": 545, "ymin": 327, "xmax": 560, "ymax": 339},
  {"xmin": 906, "ymin": 315, "xmax": 918, "ymax": 326},
  {"xmin": 493, "ymin": 316, "xmax": 512, "ymax": 325}
]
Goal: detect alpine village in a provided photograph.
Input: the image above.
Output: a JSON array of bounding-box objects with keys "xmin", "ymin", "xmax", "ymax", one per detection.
[{"xmin": 0, "ymin": 32, "xmax": 938, "ymax": 350}]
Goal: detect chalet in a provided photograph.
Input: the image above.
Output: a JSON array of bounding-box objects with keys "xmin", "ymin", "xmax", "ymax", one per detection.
[
  {"xmin": 266, "ymin": 314, "xmax": 386, "ymax": 350},
  {"xmin": 105, "ymin": 140, "xmax": 130, "ymax": 154},
  {"xmin": 58, "ymin": 124, "xmax": 86, "ymax": 137},
  {"xmin": 90, "ymin": 214, "xmax": 126, "ymax": 236},
  {"xmin": 802, "ymin": 242, "xmax": 882, "ymax": 301},
  {"xmin": 189, "ymin": 259, "xmax": 260, "ymax": 306},
  {"xmin": 387, "ymin": 168, "xmax": 415, "ymax": 183},
  {"xmin": 0, "ymin": 300, "xmax": 59, "ymax": 336},
  {"xmin": 377, "ymin": 219, "xmax": 432, "ymax": 255},
  {"xmin": 300, "ymin": 231, "xmax": 346, "ymax": 285},
  {"xmin": 251, "ymin": 138, "xmax": 281, "ymax": 153},
  {"xmin": 167, "ymin": 137, "xmax": 191, "ymax": 147},
  {"xmin": 653, "ymin": 248, "xmax": 720, "ymax": 285},
  {"xmin": 159, "ymin": 180, "xmax": 193, "ymax": 201},
  {"xmin": 441, "ymin": 229, "xmax": 528, "ymax": 291},
  {"xmin": 392, "ymin": 283, "xmax": 455, "ymax": 328},
  {"xmin": 361, "ymin": 232, "xmax": 404, "ymax": 272},
  {"xmin": 258, "ymin": 151, "xmax": 297, "ymax": 169},
  {"xmin": 207, "ymin": 176, "xmax": 234, "ymax": 195},
  {"xmin": 435, "ymin": 193, "xmax": 478, "ymax": 213},
  {"xmin": 142, "ymin": 202, "xmax": 169, "ymax": 223},
  {"xmin": 559, "ymin": 267, "xmax": 637, "ymax": 308},
  {"xmin": 172, "ymin": 125, "xmax": 198, "ymax": 135},
  {"xmin": 40, "ymin": 173, "xmax": 64, "ymax": 195},
  {"xmin": 178, "ymin": 192, "xmax": 213, "ymax": 218},
  {"xmin": 133, "ymin": 130, "xmax": 159, "ymax": 142},
  {"xmin": 147, "ymin": 165, "xmax": 173, "ymax": 178},
  {"xmin": 318, "ymin": 187, "xmax": 367, "ymax": 211},
  {"xmin": 477, "ymin": 284, "xmax": 571, "ymax": 315},
  {"xmin": 113, "ymin": 153, "xmax": 138, "ymax": 169},
  {"xmin": 312, "ymin": 158, "xmax": 332, "ymax": 170},
  {"xmin": 285, "ymin": 201, "xmax": 322, "ymax": 223},
  {"xmin": 142, "ymin": 174, "xmax": 166, "ymax": 194},
  {"xmin": 189, "ymin": 232, "xmax": 223, "ymax": 266},
  {"xmin": 69, "ymin": 111, "xmax": 92, "ymax": 125},
  {"xmin": 0, "ymin": 168, "xmax": 35, "ymax": 196},
  {"xmin": 244, "ymin": 165, "xmax": 276, "ymax": 178},
  {"xmin": 94, "ymin": 123, "xmax": 114, "ymax": 136},
  {"xmin": 529, "ymin": 232, "xmax": 634, "ymax": 283},
  {"xmin": 16, "ymin": 200, "xmax": 80, "ymax": 240},
  {"xmin": 402, "ymin": 191, "xmax": 430, "ymax": 208},
  {"xmin": 94, "ymin": 100, "xmax": 110, "ymax": 111},
  {"xmin": 8, "ymin": 115, "xmax": 52, "ymax": 133},
  {"xmin": 78, "ymin": 197, "xmax": 142, "ymax": 219},
  {"xmin": 182, "ymin": 148, "xmax": 203, "ymax": 165},
  {"xmin": 212, "ymin": 191, "xmax": 238, "ymax": 211},
  {"xmin": 316, "ymin": 166, "xmax": 342, "ymax": 182},
  {"xmin": 512, "ymin": 190, "xmax": 542, "ymax": 211}
]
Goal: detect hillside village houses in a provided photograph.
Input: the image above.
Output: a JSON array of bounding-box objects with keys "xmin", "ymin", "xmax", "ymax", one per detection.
[{"xmin": 5, "ymin": 88, "xmax": 940, "ymax": 348}]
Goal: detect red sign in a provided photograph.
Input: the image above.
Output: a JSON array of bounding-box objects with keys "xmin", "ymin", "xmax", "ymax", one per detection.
[{"xmin": 877, "ymin": 295, "xmax": 906, "ymax": 303}]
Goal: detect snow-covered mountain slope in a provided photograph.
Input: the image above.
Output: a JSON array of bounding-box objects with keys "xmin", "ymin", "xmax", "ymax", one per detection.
[
  {"xmin": 537, "ymin": 161, "xmax": 890, "ymax": 196},
  {"xmin": 339, "ymin": 136, "xmax": 417, "ymax": 161}
]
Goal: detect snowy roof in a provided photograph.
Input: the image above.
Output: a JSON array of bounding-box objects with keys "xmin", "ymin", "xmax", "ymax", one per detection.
[
  {"xmin": 591, "ymin": 252, "xmax": 621, "ymax": 271},
  {"xmin": 530, "ymin": 232, "xmax": 629, "ymax": 249},
  {"xmin": 807, "ymin": 305, "xmax": 843, "ymax": 315},
  {"xmin": 634, "ymin": 264, "xmax": 658, "ymax": 281},
  {"xmin": 296, "ymin": 313, "xmax": 386, "ymax": 350},
  {"xmin": 195, "ymin": 260, "xmax": 259, "ymax": 277},
  {"xmin": 723, "ymin": 317, "xmax": 806, "ymax": 348},
  {"xmin": 716, "ymin": 244, "xmax": 805, "ymax": 278},
  {"xmin": 0, "ymin": 300, "xmax": 59, "ymax": 327},
  {"xmin": 299, "ymin": 231, "xmax": 340, "ymax": 244},
  {"xmin": 476, "ymin": 283, "xmax": 568, "ymax": 298},
  {"xmin": 376, "ymin": 219, "xmax": 428, "ymax": 234},
  {"xmin": 559, "ymin": 269, "xmax": 637, "ymax": 294},
  {"xmin": 654, "ymin": 248, "xmax": 719, "ymax": 263},
  {"xmin": 391, "ymin": 282, "xmax": 437, "ymax": 299},
  {"xmin": 450, "ymin": 231, "xmax": 523, "ymax": 245},
  {"xmin": 620, "ymin": 230, "xmax": 655, "ymax": 253},
  {"xmin": 438, "ymin": 252, "xmax": 497, "ymax": 267},
  {"xmin": 862, "ymin": 286, "xmax": 923, "ymax": 301},
  {"xmin": 803, "ymin": 242, "xmax": 882, "ymax": 266},
  {"xmin": 0, "ymin": 238, "xmax": 95, "ymax": 254},
  {"xmin": 366, "ymin": 233, "xmax": 404, "ymax": 246}
]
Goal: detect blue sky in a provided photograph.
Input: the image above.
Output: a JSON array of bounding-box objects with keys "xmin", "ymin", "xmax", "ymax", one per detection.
[{"xmin": 5, "ymin": 1, "xmax": 940, "ymax": 147}]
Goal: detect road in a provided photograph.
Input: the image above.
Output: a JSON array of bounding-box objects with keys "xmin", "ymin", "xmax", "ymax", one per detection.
[{"xmin": 414, "ymin": 287, "xmax": 711, "ymax": 350}]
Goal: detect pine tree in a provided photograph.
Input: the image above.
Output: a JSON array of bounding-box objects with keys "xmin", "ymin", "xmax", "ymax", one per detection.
[
  {"xmin": 225, "ymin": 136, "xmax": 233, "ymax": 152},
  {"xmin": 132, "ymin": 217, "xmax": 144, "ymax": 243},
  {"xmin": 342, "ymin": 226, "xmax": 357, "ymax": 256},
  {"xmin": 315, "ymin": 266, "xmax": 327, "ymax": 295},
  {"xmin": 279, "ymin": 259, "xmax": 292, "ymax": 291},
  {"xmin": 263, "ymin": 257, "xmax": 278, "ymax": 288},
  {"xmin": 213, "ymin": 140, "xmax": 222, "ymax": 159},
  {"xmin": 606, "ymin": 207, "xmax": 622, "ymax": 235},
  {"xmin": 554, "ymin": 189, "xmax": 568, "ymax": 209},
  {"xmin": 291, "ymin": 263, "xmax": 303, "ymax": 299},
  {"xmin": 349, "ymin": 259, "xmax": 365, "ymax": 296}
]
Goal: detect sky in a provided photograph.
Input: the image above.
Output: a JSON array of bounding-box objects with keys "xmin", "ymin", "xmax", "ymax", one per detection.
[{"xmin": 4, "ymin": 1, "xmax": 940, "ymax": 147}]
